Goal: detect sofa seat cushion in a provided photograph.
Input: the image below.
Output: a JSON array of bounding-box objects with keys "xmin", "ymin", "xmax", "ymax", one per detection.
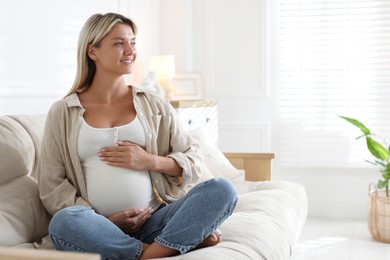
[{"xmin": 155, "ymin": 178, "xmax": 308, "ymax": 260}]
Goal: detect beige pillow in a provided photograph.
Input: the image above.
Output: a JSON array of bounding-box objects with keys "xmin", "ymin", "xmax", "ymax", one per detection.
[
  {"xmin": 188, "ymin": 128, "xmax": 241, "ymax": 180},
  {"xmin": 0, "ymin": 116, "xmax": 35, "ymax": 184},
  {"xmin": 0, "ymin": 176, "xmax": 51, "ymax": 246},
  {"xmin": 9, "ymin": 115, "xmax": 46, "ymax": 180},
  {"xmin": 0, "ymin": 115, "xmax": 50, "ymax": 246}
]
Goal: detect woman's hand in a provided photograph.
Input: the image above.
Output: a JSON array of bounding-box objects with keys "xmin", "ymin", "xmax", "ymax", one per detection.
[
  {"xmin": 98, "ymin": 141, "xmax": 183, "ymax": 177},
  {"xmin": 108, "ymin": 207, "xmax": 153, "ymax": 233},
  {"xmin": 98, "ymin": 141, "xmax": 154, "ymax": 171}
]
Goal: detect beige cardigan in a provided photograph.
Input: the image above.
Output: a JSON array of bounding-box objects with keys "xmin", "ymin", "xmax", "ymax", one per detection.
[{"xmin": 38, "ymin": 86, "xmax": 202, "ymax": 216}]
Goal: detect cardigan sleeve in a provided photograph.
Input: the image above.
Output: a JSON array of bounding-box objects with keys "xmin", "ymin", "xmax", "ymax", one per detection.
[
  {"xmin": 115, "ymin": 87, "xmax": 205, "ymax": 202},
  {"xmin": 38, "ymin": 101, "xmax": 91, "ymax": 216},
  {"xmin": 166, "ymin": 103, "xmax": 202, "ymax": 188}
]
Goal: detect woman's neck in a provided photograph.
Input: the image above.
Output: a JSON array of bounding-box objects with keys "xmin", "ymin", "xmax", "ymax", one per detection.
[{"xmin": 82, "ymin": 76, "xmax": 130, "ymax": 104}]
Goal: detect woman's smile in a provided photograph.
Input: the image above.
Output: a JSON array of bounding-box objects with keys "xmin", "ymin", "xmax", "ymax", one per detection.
[{"xmin": 120, "ymin": 58, "xmax": 133, "ymax": 65}]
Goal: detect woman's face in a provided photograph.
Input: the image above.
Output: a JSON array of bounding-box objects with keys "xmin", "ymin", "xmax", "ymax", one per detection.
[{"xmin": 89, "ymin": 23, "xmax": 137, "ymax": 76}]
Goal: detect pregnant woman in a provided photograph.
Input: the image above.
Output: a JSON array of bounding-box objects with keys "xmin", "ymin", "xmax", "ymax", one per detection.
[{"xmin": 38, "ymin": 12, "xmax": 237, "ymax": 260}]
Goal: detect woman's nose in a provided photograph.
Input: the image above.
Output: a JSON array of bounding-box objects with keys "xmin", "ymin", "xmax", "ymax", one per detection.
[{"xmin": 124, "ymin": 42, "xmax": 135, "ymax": 55}]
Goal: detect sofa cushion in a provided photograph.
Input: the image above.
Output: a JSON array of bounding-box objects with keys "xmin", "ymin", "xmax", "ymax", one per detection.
[
  {"xmin": 0, "ymin": 115, "xmax": 50, "ymax": 247},
  {"xmin": 0, "ymin": 116, "xmax": 35, "ymax": 184},
  {"xmin": 0, "ymin": 176, "xmax": 51, "ymax": 246},
  {"xmin": 188, "ymin": 129, "xmax": 241, "ymax": 180},
  {"xmin": 9, "ymin": 115, "xmax": 46, "ymax": 180},
  {"xmin": 155, "ymin": 180, "xmax": 308, "ymax": 260}
]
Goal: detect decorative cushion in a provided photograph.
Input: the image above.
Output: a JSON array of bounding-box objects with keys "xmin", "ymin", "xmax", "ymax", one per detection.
[
  {"xmin": 188, "ymin": 129, "xmax": 241, "ymax": 180},
  {"xmin": 0, "ymin": 176, "xmax": 51, "ymax": 246},
  {"xmin": 198, "ymin": 162, "xmax": 214, "ymax": 183},
  {"xmin": 0, "ymin": 116, "xmax": 35, "ymax": 185},
  {"xmin": 9, "ymin": 115, "xmax": 46, "ymax": 180},
  {"xmin": 0, "ymin": 115, "xmax": 50, "ymax": 247}
]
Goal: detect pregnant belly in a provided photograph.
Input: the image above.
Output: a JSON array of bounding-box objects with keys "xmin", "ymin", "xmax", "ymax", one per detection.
[{"xmin": 83, "ymin": 157, "xmax": 153, "ymax": 217}]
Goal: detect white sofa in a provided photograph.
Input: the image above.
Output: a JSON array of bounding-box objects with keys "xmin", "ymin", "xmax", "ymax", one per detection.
[{"xmin": 0, "ymin": 114, "xmax": 308, "ymax": 260}]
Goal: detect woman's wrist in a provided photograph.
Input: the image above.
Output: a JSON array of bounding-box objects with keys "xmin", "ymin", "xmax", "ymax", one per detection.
[
  {"xmin": 148, "ymin": 153, "xmax": 159, "ymax": 172},
  {"xmin": 152, "ymin": 155, "xmax": 183, "ymax": 177}
]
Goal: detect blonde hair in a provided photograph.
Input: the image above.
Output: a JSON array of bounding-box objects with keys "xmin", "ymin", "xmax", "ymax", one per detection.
[{"xmin": 65, "ymin": 13, "xmax": 137, "ymax": 96}]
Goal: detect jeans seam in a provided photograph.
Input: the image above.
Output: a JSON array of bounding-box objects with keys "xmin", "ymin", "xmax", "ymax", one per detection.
[
  {"xmin": 154, "ymin": 236, "xmax": 188, "ymax": 254},
  {"xmin": 50, "ymin": 234, "xmax": 88, "ymax": 253},
  {"xmin": 134, "ymin": 240, "xmax": 143, "ymax": 259}
]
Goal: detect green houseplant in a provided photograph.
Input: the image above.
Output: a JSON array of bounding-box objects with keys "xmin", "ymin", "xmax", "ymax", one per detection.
[{"xmin": 339, "ymin": 115, "xmax": 390, "ymax": 197}]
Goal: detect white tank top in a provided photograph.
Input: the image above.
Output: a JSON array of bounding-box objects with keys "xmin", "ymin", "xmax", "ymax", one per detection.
[{"xmin": 78, "ymin": 116, "xmax": 159, "ymax": 217}]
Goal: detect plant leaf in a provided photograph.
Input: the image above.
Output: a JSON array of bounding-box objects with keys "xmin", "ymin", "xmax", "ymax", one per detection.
[
  {"xmin": 339, "ymin": 115, "xmax": 371, "ymax": 135},
  {"xmin": 365, "ymin": 160, "xmax": 385, "ymax": 169},
  {"xmin": 374, "ymin": 159, "xmax": 387, "ymax": 167},
  {"xmin": 378, "ymin": 180, "xmax": 386, "ymax": 189},
  {"xmin": 366, "ymin": 137, "xmax": 389, "ymax": 161}
]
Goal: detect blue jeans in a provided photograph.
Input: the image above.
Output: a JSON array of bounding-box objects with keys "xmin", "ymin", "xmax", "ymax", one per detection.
[{"xmin": 48, "ymin": 177, "xmax": 238, "ymax": 260}]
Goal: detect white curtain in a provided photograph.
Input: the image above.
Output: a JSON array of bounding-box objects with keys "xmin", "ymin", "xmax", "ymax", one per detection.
[{"xmin": 277, "ymin": 0, "xmax": 390, "ymax": 167}]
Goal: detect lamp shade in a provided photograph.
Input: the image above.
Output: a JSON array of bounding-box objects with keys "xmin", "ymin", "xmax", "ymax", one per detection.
[{"xmin": 149, "ymin": 55, "xmax": 175, "ymax": 78}]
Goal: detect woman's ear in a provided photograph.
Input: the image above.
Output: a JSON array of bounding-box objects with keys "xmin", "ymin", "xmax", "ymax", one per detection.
[{"xmin": 87, "ymin": 44, "xmax": 97, "ymax": 61}]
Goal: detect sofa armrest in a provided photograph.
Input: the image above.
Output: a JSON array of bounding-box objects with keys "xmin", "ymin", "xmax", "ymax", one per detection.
[
  {"xmin": 0, "ymin": 247, "xmax": 100, "ymax": 260},
  {"xmin": 224, "ymin": 153, "xmax": 275, "ymax": 181}
]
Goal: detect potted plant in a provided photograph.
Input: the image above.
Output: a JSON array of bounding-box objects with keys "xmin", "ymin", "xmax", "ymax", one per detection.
[
  {"xmin": 339, "ymin": 116, "xmax": 390, "ymax": 195},
  {"xmin": 340, "ymin": 115, "xmax": 390, "ymax": 243}
]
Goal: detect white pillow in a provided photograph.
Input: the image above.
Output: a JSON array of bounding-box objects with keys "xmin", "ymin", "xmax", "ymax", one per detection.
[{"xmin": 188, "ymin": 128, "xmax": 241, "ymax": 180}]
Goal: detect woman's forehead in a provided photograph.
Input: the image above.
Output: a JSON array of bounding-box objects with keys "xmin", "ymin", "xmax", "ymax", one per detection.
[{"xmin": 107, "ymin": 23, "xmax": 135, "ymax": 38}]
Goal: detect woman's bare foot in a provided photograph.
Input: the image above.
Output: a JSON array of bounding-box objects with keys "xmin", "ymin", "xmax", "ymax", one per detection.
[
  {"xmin": 196, "ymin": 231, "xmax": 223, "ymax": 249},
  {"xmin": 141, "ymin": 243, "xmax": 150, "ymax": 254},
  {"xmin": 139, "ymin": 230, "xmax": 222, "ymax": 259},
  {"xmin": 139, "ymin": 243, "xmax": 178, "ymax": 260}
]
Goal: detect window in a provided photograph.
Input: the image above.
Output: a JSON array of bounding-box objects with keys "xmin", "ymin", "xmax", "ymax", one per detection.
[{"xmin": 277, "ymin": 0, "xmax": 390, "ymax": 167}]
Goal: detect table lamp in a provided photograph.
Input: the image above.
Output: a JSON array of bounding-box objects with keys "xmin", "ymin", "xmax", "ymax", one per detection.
[{"xmin": 149, "ymin": 55, "xmax": 175, "ymax": 99}]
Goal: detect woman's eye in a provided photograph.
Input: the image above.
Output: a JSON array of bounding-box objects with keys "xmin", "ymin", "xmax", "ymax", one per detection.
[{"xmin": 115, "ymin": 42, "xmax": 124, "ymax": 46}]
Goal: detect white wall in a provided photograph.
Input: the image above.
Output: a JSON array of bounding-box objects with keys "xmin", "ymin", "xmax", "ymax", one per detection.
[
  {"xmin": 158, "ymin": 0, "xmax": 273, "ymax": 152},
  {"xmin": 0, "ymin": 0, "xmax": 159, "ymax": 115}
]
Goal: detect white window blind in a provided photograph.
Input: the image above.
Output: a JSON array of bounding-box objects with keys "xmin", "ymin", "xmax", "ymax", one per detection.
[{"xmin": 277, "ymin": 0, "xmax": 390, "ymax": 167}]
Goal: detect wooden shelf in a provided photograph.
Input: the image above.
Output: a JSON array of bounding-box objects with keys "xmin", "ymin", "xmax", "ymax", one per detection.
[{"xmin": 170, "ymin": 99, "xmax": 218, "ymax": 108}]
